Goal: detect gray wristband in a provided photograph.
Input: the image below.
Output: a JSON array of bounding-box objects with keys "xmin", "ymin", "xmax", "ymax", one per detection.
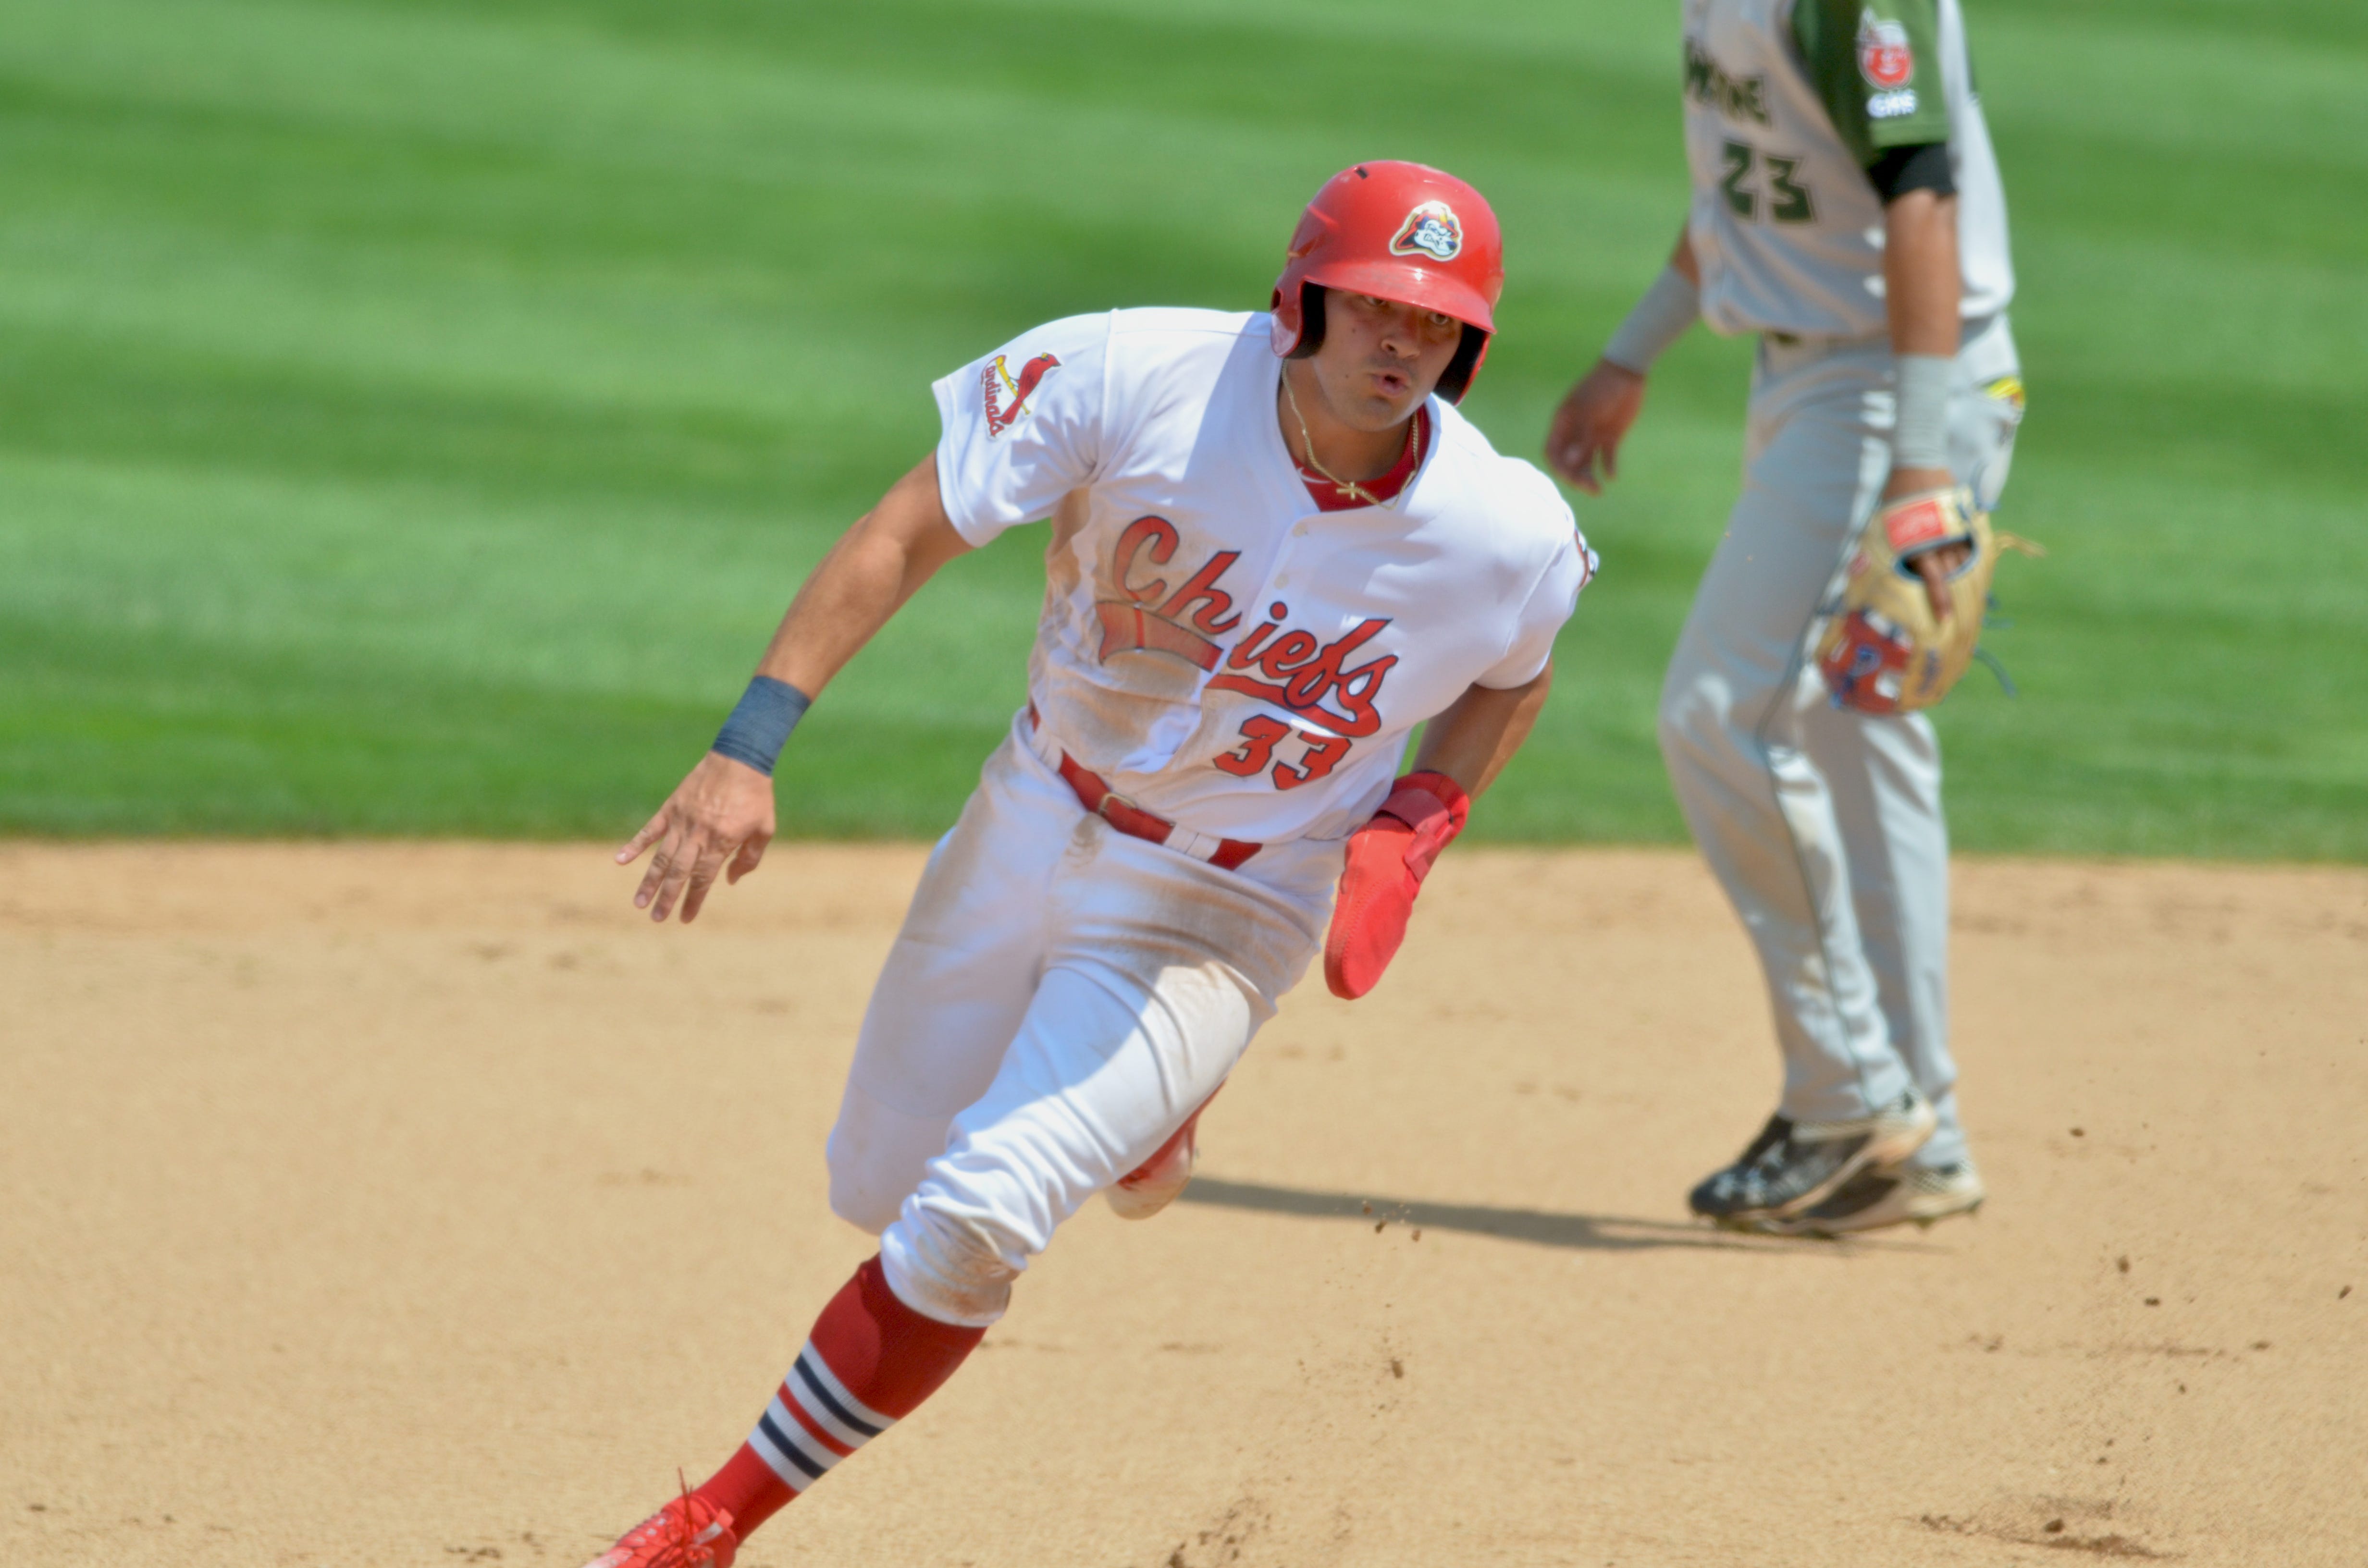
[
  {"xmin": 1891, "ymin": 353, "xmax": 1954, "ymax": 471},
  {"xmin": 711, "ymin": 676, "xmax": 811, "ymax": 776},
  {"xmin": 1602, "ymin": 265, "xmax": 1701, "ymax": 374}
]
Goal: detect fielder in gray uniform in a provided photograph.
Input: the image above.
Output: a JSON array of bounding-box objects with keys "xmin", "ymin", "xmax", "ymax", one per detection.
[{"xmin": 1549, "ymin": 0, "xmax": 2024, "ymax": 1235}]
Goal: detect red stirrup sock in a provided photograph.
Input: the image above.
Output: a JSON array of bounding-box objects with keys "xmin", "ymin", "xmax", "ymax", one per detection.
[{"xmin": 690, "ymin": 1255, "xmax": 985, "ymax": 1539}]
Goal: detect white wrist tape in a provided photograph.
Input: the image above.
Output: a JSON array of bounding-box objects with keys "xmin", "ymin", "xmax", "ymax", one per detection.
[
  {"xmin": 1602, "ymin": 266, "xmax": 1700, "ymax": 374},
  {"xmin": 1891, "ymin": 353, "xmax": 1954, "ymax": 471}
]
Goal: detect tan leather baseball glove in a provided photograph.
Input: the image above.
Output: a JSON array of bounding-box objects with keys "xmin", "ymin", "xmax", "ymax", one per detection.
[{"xmin": 1815, "ymin": 487, "xmax": 2042, "ymax": 714}]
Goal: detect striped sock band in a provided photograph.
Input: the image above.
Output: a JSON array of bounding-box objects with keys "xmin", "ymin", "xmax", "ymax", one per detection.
[
  {"xmin": 693, "ymin": 1254, "xmax": 985, "ymax": 1541},
  {"xmin": 746, "ymin": 1342, "xmax": 898, "ymax": 1493}
]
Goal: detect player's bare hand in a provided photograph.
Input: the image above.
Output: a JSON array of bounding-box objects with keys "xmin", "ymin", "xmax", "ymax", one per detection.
[
  {"xmin": 616, "ymin": 752, "xmax": 777, "ymax": 924},
  {"xmin": 1884, "ymin": 464, "xmax": 1968, "ymax": 622},
  {"xmin": 1908, "ymin": 542, "xmax": 1972, "ymax": 622},
  {"xmin": 1546, "ymin": 359, "xmax": 1646, "ymax": 495}
]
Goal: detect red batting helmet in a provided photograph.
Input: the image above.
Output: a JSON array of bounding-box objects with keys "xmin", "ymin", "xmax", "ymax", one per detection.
[{"xmin": 1270, "ymin": 160, "xmax": 1505, "ymax": 403}]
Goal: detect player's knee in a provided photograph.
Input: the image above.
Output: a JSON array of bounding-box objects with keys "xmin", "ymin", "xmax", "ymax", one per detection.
[
  {"xmin": 878, "ymin": 1198, "xmax": 1026, "ymax": 1328},
  {"xmin": 1655, "ymin": 659, "xmax": 1751, "ymax": 767},
  {"xmin": 1655, "ymin": 682, "xmax": 1707, "ymax": 765},
  {"xmin": 824, "ymin": 1092, "xmax": 944, "ymax": 1235},
  {"xmin": 826, "ymin": 1164, "xmax": 903, "ymax": 1237}
]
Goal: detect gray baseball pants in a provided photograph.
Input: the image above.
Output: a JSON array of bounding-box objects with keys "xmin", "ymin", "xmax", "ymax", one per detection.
[{"xmin": 1657, "ymin": 314, "xmax": 2022, "ymax": 1171}]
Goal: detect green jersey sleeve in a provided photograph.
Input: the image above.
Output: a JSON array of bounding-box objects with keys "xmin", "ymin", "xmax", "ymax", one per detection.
[{"xmin": 1792, "ymin": 0, "xmax": 1954, "ymax": 164}]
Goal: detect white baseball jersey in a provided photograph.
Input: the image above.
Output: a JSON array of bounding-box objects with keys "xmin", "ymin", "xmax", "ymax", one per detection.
[
  {"xmin": 1683, "ymin": 0, "xmax": 2014, "ymax": 339},
  {"xmin": 932, "ymin": 307, "xmax": 1594, "ymax": 845}
]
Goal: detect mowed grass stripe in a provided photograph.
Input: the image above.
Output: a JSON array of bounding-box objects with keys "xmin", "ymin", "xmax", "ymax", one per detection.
[{"xmin": 0, "ymin": 0, "xmax": 2362, "ymax": 853}]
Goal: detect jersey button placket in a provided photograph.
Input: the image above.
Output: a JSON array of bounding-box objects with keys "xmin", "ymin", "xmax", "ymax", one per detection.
[{"xmin": 1263, "ymin": 516, "xmax": 1315, "ymax": 626}]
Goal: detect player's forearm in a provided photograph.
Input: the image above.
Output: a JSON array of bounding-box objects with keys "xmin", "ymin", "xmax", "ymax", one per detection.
[
  {"xmin": 1598, "ymin": 229, "xmax": 1701, "ymax": 378},
  {"xmin": 1881, "ymin": 191, "xmax": 1961, "ymax": 494},
  {"xmin": 1882, "ymin": 190, "xmax": 1960, "ymax": 359},
  {"xmin": 1409, "ymin": 663, "xmax": 1553, "ymax": 800},
  {"xmin": 1669, "ymin": 226, "xmax": 1700, "ymax": 286},
  {"xmin": 752, "ymin": 456, "xmax": 972, "ymax": 698}
]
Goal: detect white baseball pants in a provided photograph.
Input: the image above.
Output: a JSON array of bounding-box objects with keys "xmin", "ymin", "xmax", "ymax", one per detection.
[
  {"xmin": 1657, "ymin": 316, "xmax": 2022, "ymax": 1170},
  {"xmin": 825, "ymin": 709, "xmax": 1339, "ymax": 1327}
]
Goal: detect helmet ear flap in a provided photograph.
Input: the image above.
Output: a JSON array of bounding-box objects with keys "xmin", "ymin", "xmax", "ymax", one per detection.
[
  {"xmin": 1285, "ymin": 283, "xmax": 1326, "ymax": 359},
  {"xmin": 1433, "ymin": 322, "xmax": 1488, "ymax": 404}
]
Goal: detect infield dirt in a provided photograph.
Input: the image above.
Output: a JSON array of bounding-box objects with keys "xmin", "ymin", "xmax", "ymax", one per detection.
[{"xmin": 4, "ymin": 843, "xmax": 2363, "ymax": 1567}]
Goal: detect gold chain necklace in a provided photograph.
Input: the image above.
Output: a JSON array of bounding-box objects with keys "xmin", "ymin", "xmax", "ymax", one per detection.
[{"xmin": 1281, "ymin": 367, "xmax": 1406, "ymax": 509}]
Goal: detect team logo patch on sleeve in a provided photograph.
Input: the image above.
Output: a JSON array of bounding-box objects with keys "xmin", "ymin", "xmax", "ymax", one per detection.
[
  {"xmin": 1855, "ymin": 8, "xmax": 1915, "ymax": 89},
  {"xmin": 1388, "ymin": 201, "xmax": 1463, "ymax": 263},
  {"xmin": 981, "ymin": 352, "xmax": 1060, "ymax": 440}
]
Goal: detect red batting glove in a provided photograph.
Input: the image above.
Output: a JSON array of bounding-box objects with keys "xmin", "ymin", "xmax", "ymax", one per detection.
[{"xmin": 1322, "ymin": 771, "xmax": 1470, "ymax": 1000}]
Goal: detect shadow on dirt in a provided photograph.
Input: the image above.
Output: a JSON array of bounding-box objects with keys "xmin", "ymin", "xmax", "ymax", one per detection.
[{"xmin": 1177, "ymin": 1176, "xmax": 1834, "ymax": 1254}]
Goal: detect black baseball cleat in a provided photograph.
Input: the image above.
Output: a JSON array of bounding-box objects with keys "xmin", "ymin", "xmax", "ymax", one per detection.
[{"xmin": 1687, "ymin": 1088, "xmax": 1936, "ymax": 1224}]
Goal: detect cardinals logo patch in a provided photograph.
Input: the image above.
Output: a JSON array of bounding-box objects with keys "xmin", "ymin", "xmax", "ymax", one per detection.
[
  {"xmin": 1856, "ymin": 8, "xmax": 1915, "ymax": 89},
  {"xmin": 1388, "ymin": 201, "xmax": 1463, "ymax": 263},
  {"xmin": 982, "ymin": 352, "xmax": 1060, "ymax": 440}
]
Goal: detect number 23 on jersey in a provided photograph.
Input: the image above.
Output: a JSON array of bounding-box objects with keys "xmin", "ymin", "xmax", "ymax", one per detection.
[{"xmin": 1720, "ymin": 139, "xmax": 1816, "ymax": 223}]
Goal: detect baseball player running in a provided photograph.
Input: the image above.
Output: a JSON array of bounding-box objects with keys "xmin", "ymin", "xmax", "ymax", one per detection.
[
  {"xmin": 1548, "ymin": 0, "xmax": 2023, "ymax": 1236},
  {"xmin": 580, "ymin": 161, "xmax": 1594, "ymax": 1567}
]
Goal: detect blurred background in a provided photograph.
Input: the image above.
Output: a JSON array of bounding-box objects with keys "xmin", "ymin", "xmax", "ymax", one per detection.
[{"xmin": 2, "ymin": 0, "xmax": 2361, "ymax": 856}]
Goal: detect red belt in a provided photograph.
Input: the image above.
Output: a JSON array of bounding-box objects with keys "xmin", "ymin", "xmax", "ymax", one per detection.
[{"xmin": 1028, "ymin": 704, "xmax": 1262, "ymax": 871}]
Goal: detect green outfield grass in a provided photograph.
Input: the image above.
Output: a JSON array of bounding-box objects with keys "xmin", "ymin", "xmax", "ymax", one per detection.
[{"xmin": 2, "ymin": 0, "xmax": 2362, "ymax": 855}]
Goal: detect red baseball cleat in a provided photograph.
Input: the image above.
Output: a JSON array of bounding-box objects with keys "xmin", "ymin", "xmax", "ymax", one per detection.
[{"xmin": 581, "ymin": 1494, "xmax": 738, "ymax": 1568}]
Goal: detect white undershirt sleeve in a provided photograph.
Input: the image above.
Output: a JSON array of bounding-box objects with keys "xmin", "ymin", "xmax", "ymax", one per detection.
[
  {"xmin": 1890, "ymin": 352, "xmax": 1954, "ymax": 472},
  {"xmin": 1602, "ymin": 265, "xmax": 1701, "ymax": 375}
]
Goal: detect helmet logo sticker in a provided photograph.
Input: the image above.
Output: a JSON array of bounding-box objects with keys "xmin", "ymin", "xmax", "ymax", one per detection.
[
  {"xmin": 1855, "ymin": 9, "xmax": 1915, "ymax": 89},
  {"xmin": 1387, "ymin": 201, "xmax": 1463, "ymax": 263}
]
